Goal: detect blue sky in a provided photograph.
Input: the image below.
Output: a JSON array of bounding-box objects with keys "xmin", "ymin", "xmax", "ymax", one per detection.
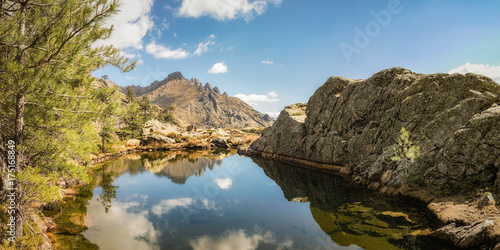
[{"xmin": 93, "ymin": 0, "xmax": 500, "ymax": 116}]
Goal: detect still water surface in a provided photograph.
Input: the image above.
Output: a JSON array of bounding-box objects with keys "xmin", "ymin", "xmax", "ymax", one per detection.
[{"xmin": 53, "ymin": 150, "xmax": 441, "ymax": 250}]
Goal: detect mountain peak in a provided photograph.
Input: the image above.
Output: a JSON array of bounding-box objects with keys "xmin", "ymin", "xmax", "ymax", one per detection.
[
  {"xmin": 204, "ymin": 82, "xmax": 213, "ymax": 91},
  {"xmin": 166, "ymin": 71, "xmax": 184, "ymax": 81},
  {"xmin": 120, "ymin": 72, "xmax": 274, "ymax": 128}
]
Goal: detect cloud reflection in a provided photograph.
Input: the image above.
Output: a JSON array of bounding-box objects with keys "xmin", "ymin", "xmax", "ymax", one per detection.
[
  {"xmin": 152, "ymin": 197, "xmax": 222, "ymax": 216},
  {"xmin": 83, "ymin": 200, "xmax": 160, "ymax": 250},
  {"xmin": 189, "ymin": 228, "xmax": 293, "ymax": 250},
  {"xmin": 213, "ymin": 178, "xmax": 233, "ymax": 189}
]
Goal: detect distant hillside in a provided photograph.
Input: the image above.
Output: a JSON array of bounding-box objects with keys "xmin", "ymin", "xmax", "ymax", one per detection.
[{"xmin": 120, "ymin": 72, "xmax": 274, "ymax": 128}]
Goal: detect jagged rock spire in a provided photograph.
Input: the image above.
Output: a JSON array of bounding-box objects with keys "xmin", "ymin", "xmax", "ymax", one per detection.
[
  {"xmin": 213, "ymin": 86, "xmax": 221, "ymax": 94},
  {"xmin": 204, "ymin": 82, "xmax": 213, "ymax": 92}
]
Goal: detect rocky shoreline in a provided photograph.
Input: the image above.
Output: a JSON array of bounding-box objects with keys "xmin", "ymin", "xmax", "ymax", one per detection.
[{"xmin": 244, "ymin": 68, "xmax": 500, "ymax": 248}]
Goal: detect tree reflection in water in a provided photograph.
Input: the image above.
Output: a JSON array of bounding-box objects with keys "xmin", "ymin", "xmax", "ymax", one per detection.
[{"xmin": 97, "ymin": 167, "xmax": 119, "ymax": 213}]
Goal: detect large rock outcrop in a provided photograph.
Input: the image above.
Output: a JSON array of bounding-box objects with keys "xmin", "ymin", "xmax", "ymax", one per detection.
[
  {"xmin": 141, "ymin": 120, "xmax": 180, "ymax": 144},
  {"xmin": 121, "ymin": 72, "xmax": 274, "ymax": 129},
  {"xmin": 250, "ymin": 68, "xmax": 500, "ymax": 191}
]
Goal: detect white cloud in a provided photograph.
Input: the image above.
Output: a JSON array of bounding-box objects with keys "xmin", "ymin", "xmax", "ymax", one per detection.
[
  {"xmin": 146, "ymin": 41, "xmax": 190, "ymax": 59},
  {"xmin": 178, "ymin": 0, "xmax": 281, "ymax": 22},
  {"xmin": 93, "ymin": 0, "xmax": 154, "ymax": 49},
  {"xmin": 120, "ymin": 51, "xmax": 138, "ymax": 58},
  {"xmin": 208, "ymin": 62, "xmax": 228, "ymax": 74},
  {"xmin": 154, "ymin": 17, "xmax": 170, "ymax": 39},
  {"xmin": 227, "ymin": 46, "xmax": 234, "ymax": 51},
  {"xmin": 194, "ymin": 34, "xmax": 216, "ymax": 56},
  {"xmin": 265, "ymin": 112, "xmax": 280, "ymax": 118},
  {"xmin": 449, "ymin": 63, "xmax": 500, "ymax": 83},
  {"xmin": 213, "ymin": 178, "xmax": 233, "ymax": 189},
  {"xmin": 235, "ymin": 91, "xmax": 279, "ymax": 105},
  {"xmin": 261, "ymin": 60, "xmax": 274, "ymax": 64},
  {"xmin": 119, "ymin": 51, "xmax": 144, "ymax": 65}
]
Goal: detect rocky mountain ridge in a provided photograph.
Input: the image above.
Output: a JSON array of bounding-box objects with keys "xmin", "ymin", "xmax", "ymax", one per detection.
[{"xmin": 120, "ymin": 72, "xmax": 273, "ymax": 129}]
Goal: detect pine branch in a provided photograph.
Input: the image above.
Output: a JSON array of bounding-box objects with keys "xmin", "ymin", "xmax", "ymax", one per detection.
[
  {"xmin": 42, "ymin": 3, "xmax": 116, "ymax": 67},
  {"xmin": 0, "ymin": 41, "xmax": 20, "ymax": 48},
  {"xmin": 19, "ymin": 211, "xmax": 43, "ymax": 235},
  {"xmin": 27, "ymin": 1, "xmax": 63, "ymax": 7},
  {"xmin": 25, "ymin": 101, "xmax": 98, "ymax": 114},
  {"xmin": 53, "ymin": 108, "xmax": 97, "ymax": 114}
]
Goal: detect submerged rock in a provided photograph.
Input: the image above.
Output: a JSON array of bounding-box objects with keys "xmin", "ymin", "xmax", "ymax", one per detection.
[{"xmin": 250, "ymin": 67, "xmax": 500, "ymax": 191}]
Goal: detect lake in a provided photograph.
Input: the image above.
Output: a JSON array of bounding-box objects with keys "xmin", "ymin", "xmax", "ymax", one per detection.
[{"xmin": 50, "ymin": 150, "xmax": 446, "ymax": 250}]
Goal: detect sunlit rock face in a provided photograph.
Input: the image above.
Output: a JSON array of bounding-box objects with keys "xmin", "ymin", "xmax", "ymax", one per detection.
[{"xmin": 251, "ymin": 68, "xmax": 500, "ymax": 191}]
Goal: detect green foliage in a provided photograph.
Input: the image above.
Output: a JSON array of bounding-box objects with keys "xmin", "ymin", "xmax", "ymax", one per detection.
[
  {"xmin": 96, "ymin": 86, "xmax": 121, "ymax": 153},
  {"xmin": 164, "ymin": 106, "xmax": 175, "ymax": 112},
  {"xmin": 440, "ymin": 175, "xmax": 498, "ymax": 196},
  {"xmin": 42, "ymin": 178, "xmax": 99, "ymax": 249},
  {"xmin": 125, "ymin": 86, "xmax": 136, "ymax": 104},
  {"xmin": 391, "ymin": 128, "xmax": 421, "ymax": 181},
  {"xmin": 18, "ymin": 213, "xmax": 46, "ymax": 249},
  {"xmin": 157, "ymin": 105, "xmax": 179, "ymax": 125},
  {"xmin": 18, "ymin": 167, "xmax": 61, "ymax": 204},
  {"xmin": 119, "ymin": 99, "xmax": 142, "ymax": 139},
  {"xmin": 291, "ymin": 110, "xmax": 306, "ymax": 116},
  {"xmin": 139, "ymin": 97, "xmax": 154, "ymax": 122},
  {"xmin": 0, "ymin": 0, "xmax": 135, "ymax": 243},
  {"xmin": 159, "ymin": 112, "xmax": 179, "ymax": 125}
]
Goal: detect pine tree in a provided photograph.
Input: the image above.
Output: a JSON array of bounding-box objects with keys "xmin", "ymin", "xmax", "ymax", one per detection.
[
  {"xmin": 124, "ymin": 100, "xmax": 142, "ymax": 138},
  {"xmin": 0, "ymin": 0, "xmax": 134, "ymax": 243},
  {"xmin": 159, "ymin": 106, "xmax": 179, "ymax": 125},
  {"xmin": 139, "ymin": 96, "xmax": 153, "ymax": 122},
  {"xmin": 96, "ymin": 85, "xmax": 121, "ymax": 153},
  {"xmin": 126, "ymin": 86, "xmax": 136, "ymax": 104}
]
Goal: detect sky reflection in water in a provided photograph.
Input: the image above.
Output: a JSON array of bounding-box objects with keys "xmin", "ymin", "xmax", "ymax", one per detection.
[{"xmin": 79, "ymin": 150, "xmax": 432, "ymax": 250}]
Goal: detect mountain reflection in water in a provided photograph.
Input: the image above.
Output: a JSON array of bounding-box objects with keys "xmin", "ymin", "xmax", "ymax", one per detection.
[{"xmin": 51, "ymin": 150, "xmax": 443, "ymax": 250}]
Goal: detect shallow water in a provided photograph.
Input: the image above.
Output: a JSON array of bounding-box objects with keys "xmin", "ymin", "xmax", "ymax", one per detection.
[{"xmin": 50, "ymin": 150, "xmax": 445, "ymax": 249}]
